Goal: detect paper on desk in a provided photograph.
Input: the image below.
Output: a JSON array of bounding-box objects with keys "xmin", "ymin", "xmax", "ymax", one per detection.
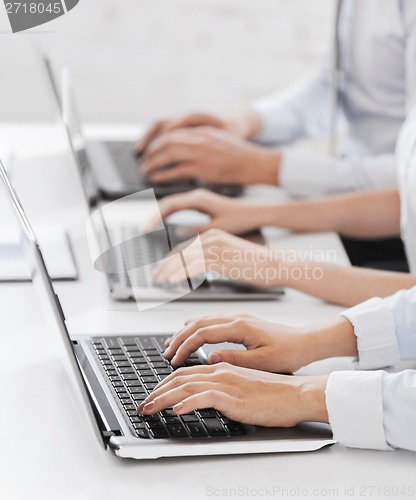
[{"xmin": 0, "ymin": 227, "xmax": 78, "ymax": 281}]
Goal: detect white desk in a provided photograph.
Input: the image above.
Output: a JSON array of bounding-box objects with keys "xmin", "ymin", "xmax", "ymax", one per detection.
[{"xmin": 0, "ymin": 124, "xmax": 415, "ymax": 500}]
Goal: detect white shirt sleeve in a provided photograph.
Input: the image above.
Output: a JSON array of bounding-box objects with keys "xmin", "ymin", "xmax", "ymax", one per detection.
[
  {"xmin": 280, "ymin": 152, "xmax": 398, "ymax": 197},
  {"xmin": 252, "ymin": 58, "xmax": 333, "ymax": 146},
  {"xmin": 325, "ymin": 287, "xmax": 416, "ymax": 451}
]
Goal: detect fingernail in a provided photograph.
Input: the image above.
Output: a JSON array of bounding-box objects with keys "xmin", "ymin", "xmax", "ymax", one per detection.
[
  {"xmin": 143, "ymin": 402, "xmax": 154, "ymax": 412},
  {"xmin": 137, "ymin": 402, "xmax": 145, "ymax": 413},
  {"xmin": 209, "ymin": 353, "xmax": 223, "ymax": 364},
  {"xmin": 164, "ymin": 337, "xmax": 172, "ymax": 346},
  {"xmin": 173, "ymin": 402, "xmax": 184, "ymax": 413}
]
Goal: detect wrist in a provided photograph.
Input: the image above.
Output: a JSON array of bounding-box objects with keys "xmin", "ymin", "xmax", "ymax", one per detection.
[
  {"xmin": 232, "ymin": 110, "xmax": 262, "ymax": 139},
  {"xmin": 309, "ymin": 318, "xmax": 358, "ymax": 362},
  {"xmin": 256, "ymin": 149, "xmax": 281, "ymax": 186},
  {"xmin": 297, "ymin": 376, "xmax": 329, "ymax": 424}
]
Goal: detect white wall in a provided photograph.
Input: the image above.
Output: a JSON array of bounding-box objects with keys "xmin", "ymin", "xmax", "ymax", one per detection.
[{"xmin": 0, "ymin": 0, "xmax": 333, "ymax": 123}]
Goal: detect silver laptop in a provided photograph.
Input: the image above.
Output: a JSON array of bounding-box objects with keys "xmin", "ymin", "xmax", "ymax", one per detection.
[
  {"xmin": 0, "ymin": 159, "xmax": 335, "ymax": 459},
  {"xmin": 59, "ymin": 70, "xmax": 284, "ymax": 303},
  {"xmin": 40, "ymin": 55, "xmax": 243, "ymax": 200}
]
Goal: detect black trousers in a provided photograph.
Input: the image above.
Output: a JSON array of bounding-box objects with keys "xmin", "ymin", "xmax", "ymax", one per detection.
[{"xmin": 341, "ymin": 236, "xmax": 409, "ymax": 273}]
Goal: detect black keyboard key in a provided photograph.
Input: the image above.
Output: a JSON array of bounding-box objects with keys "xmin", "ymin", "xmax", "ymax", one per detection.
[
  {"xmin": 225, "ymin": 423, "xmax": 246, "ymax": 436},
  {"xmin": 167, "ymin": 424, "xmax": 189, "ymax": 438},
  {"xmin": 108, "ymin": 347, "xmax": 124, "ymax": 355},
  {"xmin": 101, "ymin": 359, "xmax": 114, "ymax": 366},
  {"xmin": 125, "ymin": 379, "xmax": 144, "ymax": 387},
  {"xmin": 106, "ymin": 369, "xmax": 118, "ymax": 377},
  {"xmin": 147, "ymin": 354, "xmax": 163, "ymax": 361},
  {"xmin": 135, "ymin": 428, "xmax": 150, "ymax": 438},
  {"xmin": 161, "ymin": 410, "xmax": 178, "ymax": 417},
  {"xmin": 119, "ymin": 367, "xmax": 135, "ymax": 375},
  {"xmin": 143, "ymin": 348, "xmax": 158, "ymax": 355},
  {"xmin": 133, "ymin": 422, "xmax": 146, "ymax": 430},
  {"xmin": 119, "ymin": 394, "xmax": 131, "ymax": 402},
  {"xmin": 147, "ymin": 420, "xmax": 164, "ymax": 429},
  {"xmin": 151, "ymin": 362, "xmax": 169, "ymax": 368},
  {"xmin": 112, "ymin": 354, "xmax": 128, "ymax": 361},
  {"xmin": 181, "ymin": 414, "xmax": 200, "ymax": 423},
  {"xmin": 151, "ymin": 427, "xmax": 170, "ymax": 439},
  {"xmin": 127, "ymin": 409, "xmax": 140, "ymax": 417},
  {"xmin": 129, "ymin": 356, "xmax": 147, "ymax": 363},
  {"xmin": 121, "ymin": 338, "xmax": 138, "ymax": 346},
  {"xmin": 155, "ymin": 368, "xmax": 172, "ymax": 376},
  {"xmin": 109, "ymin": 375, "xmax": 122, "ymax": 383},
  {"xmin": 187, "ymin": 422, "xmax": 208, "ymax": 437},
  {"xmin": 122, "ymin": 374, "xmax": 141, "ymax": 381},
  {"xmin": 125, "ymin": 346, "xmax": 141, "ymax": 353},
  {"xmin": 145, "ymin": 382, "xmax": 158, "ymax": 390},
  {"xmin": 114, "ymin": 360, "xmax": 131, "ymax": 367},
  {"xmin": 203, "ymin": 419, "xmax": 228, "ymax": 437},
  {"xmin": 112, "ymin": 380, "xmax": 125, "ymax": 388},
  {"xmin": 130, "ymin": 416, "xmax": 143, "ymax": 424},
  {"xmin": 138, "ymin": 370, "xmax": 154, "ymax": 377},
  {"xmin": 123, "ymin": 404, "xmax": 138, "ymax": 411},
  {"xmin": 128, "ymin": 386, "xmax": 146, "ymax": 394},
  {"xmin": 164, "ymin": 416, "xmax": 181, "ymax": 424},
  {"xmin": 198, "ymin": 409, "xmax": 217, "ymax": 418},
  {"xmin": 133, "ymin": 363, "xmax": 150, "ymax": 370},
  {"xmin": 141, "ymin": 376, "xmax": 158, "ymax": 383}
]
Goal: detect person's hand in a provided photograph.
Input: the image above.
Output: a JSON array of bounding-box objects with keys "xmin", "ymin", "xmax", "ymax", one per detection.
[
  {"xmin": 153, "ymin": 229, "xmax": 282, "ymax": 288},
  {"xmin": 137, "ymin": 364, "xmax": 329, "ymax": 428},
  {"xmin": 151, "ymin": 189, "xmax": 268, "ymax": 234},
  {"xmin": 135, "ymin": 110, "xmax": 262, "ymax": 154},
  {"xmin": 139, "ymin": 127, "xmax": 280, "ymax": 186},
  {"xmin": 163, "ymin": 314, "xmax": 315, "ymax": 372}
]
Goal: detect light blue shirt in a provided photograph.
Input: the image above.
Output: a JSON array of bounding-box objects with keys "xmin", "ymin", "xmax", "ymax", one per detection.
[{"xmin": 253, "ymin": 0, "xmax": 416, "ymax": 196}]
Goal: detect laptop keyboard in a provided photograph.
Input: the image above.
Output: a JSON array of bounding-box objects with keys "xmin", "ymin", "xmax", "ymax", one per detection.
[
  {"xmin": 105, "ymin": 141, "xmax": 194, "ymax": 190},
  {"xmin": 105, "ymin": 141, "xmax": 244, "ymax": 197},
  {"xmin": 90, "ymin": 335, "xmax": 249, "ymax": 439}
]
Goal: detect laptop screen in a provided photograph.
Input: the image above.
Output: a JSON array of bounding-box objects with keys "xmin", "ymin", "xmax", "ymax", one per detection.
[
  {"xmin": 61, "ymin": 68, "xmax": 102, "ymax": 209},
  {"xmin": 0, "ymin": 160, "xmax": 106, "ymax": 448}
]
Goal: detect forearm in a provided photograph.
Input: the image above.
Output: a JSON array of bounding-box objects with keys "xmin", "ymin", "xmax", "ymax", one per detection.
[
  {"xmin": 253, "ymin": 189, "xmax": 401, "ymax": 238},
  {"xmin": 278, "ymin": 261, "xmax": 416, "ymax": 307}
]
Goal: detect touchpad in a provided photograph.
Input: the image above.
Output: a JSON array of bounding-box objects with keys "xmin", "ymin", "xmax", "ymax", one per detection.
[{"xmin": 198, "ymin": 342, "xmax": 246, "ymax": 363}]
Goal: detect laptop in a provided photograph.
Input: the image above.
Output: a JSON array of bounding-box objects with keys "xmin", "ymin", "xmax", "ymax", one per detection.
[
  {"xmin": 41, "ymin": 55, "xmax": 243, "ymax": 200},
  {"xmin": 60, "ymin": 70, "xmax": 284, "ymax": 303},
  {"xmin": 0, "ymin": 159, "xmax": 335, "ymax": 459}
]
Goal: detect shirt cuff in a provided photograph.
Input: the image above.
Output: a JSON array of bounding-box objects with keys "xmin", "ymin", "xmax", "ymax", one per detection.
[
  {"xmin": 326, "ymin": 371, "xmax": 392, "ymax": 451},
  {"xmin": 341, "ymin": 297, "xmax": 401, "ymax": 370}
]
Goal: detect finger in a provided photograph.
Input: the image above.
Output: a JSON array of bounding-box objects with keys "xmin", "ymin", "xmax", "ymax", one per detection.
[
  {"xmin": 146, "ymin": 364, "xmax": 217, "ymax": 394},
  {"xmin": 167, "ymin": 322, "xmax": 243, "ymax": 366},
  {"xmin": 164, "ymin": 316, "xmax": 234, "ymax": 359},
  {"xmin": 156, "ymin": 191, "xmax": 209, "ymax": 220},
  {"xmin": 142, "ymin": 147, "xmax": 196, "ymax": 175},
  {"xmin": 207, "ymin": 348, "xmax": 264, "ymax": 370},
  {"xmin": 139, "ymin": 382, "xmax": 219, "ymax": 415},
  {"xmin": 138, "ymin": 372, "xmax": 216, "ymax": 411},
  {"xmin": 153, "ymin": 246, "xmax": 204, "ymax": 283},
  {"xmin": 150, "ymin": 164, "xmax": 201, "ymax": 183},
  {"xmin": 135, "ymin": 121, "xmax": 164, "ymax": 153},
  {"xmin": 163, "ymin": 258, "xmax": 206, "ymax": 284},
  {"xmin": 172, "ymin": 390, "xmax": 234, "ymax": 416}
]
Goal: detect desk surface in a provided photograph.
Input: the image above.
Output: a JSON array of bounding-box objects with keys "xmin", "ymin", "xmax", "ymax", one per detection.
[{"xmin": 0, "ymin": 124, "xmax": 415, "ymax": 500}]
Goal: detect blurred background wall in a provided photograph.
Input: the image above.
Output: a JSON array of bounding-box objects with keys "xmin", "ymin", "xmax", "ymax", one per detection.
[{"xmin": 0, "ymin": 0, "xmax": 333, "ymax": 124}]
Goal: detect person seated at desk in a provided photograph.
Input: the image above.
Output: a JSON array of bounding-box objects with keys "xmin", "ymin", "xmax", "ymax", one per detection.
[
  {"xmin": 136, "ymin": 0, "xmax": 416, "ymax": 271},
  {"xmin": 138, "ymin": 285, "xmax": 416, "ymax": 453}
]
